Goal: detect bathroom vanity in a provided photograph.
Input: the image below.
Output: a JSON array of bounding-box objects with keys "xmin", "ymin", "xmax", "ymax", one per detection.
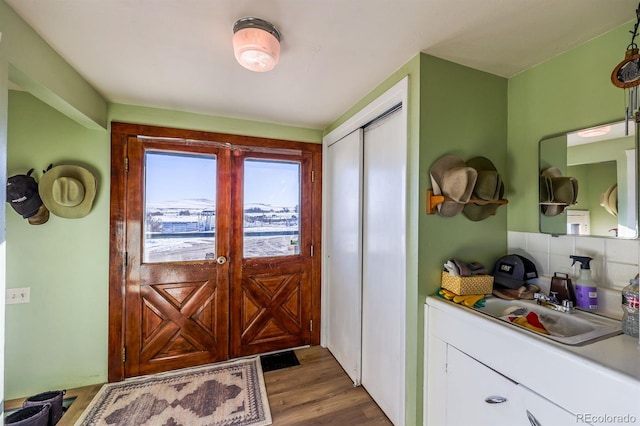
[{"xmin": 424, "ymin": 296, "xmax": 640, "ymax": 425}]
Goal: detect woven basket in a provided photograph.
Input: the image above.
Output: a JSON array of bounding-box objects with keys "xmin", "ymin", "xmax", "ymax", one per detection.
[{"xmin": 441, "ymin": 271, "xmax": 494, "ymax": 295}]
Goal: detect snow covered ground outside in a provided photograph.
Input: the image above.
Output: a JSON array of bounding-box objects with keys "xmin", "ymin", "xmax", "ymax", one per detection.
[
  {"xmin": 143, "ymin": 200, "xmax": 299, "ymax": 262},
  {"xmin": 144, "ymin": 235, "xmax": 298, "ymax": 263}
]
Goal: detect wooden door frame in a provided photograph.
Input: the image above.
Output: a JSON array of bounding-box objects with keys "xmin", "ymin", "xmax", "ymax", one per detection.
[{"xmin": 109, "ymin": 122, "xmax": 322, "ymax": 382}]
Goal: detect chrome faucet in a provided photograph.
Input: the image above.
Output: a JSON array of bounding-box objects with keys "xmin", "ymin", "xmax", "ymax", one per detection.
[{"xmin": 534, "ymin": 292, "xmax": 575, "ymax": 314}]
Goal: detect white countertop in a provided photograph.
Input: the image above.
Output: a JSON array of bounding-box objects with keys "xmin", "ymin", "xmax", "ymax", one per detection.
[{"xmin": 426, "ymin": 295, "xmax": 640, "ymax": 383}]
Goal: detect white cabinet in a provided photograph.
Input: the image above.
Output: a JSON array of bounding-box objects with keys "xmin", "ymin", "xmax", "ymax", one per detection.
[
  {"xmin": 445, "ymin": 345, "xmax": 579, "ymax": 426},
  {"xmin": 423, "ymin": 297, "xmax": 640, "ymax": 426}
]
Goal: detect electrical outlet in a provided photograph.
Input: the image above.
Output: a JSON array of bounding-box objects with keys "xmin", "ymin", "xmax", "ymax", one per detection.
[{"xmin": 6, "ymin": 287, "xmax": 30, "ymax": 304}]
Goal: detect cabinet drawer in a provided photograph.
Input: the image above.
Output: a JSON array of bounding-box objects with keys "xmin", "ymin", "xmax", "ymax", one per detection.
[
  {"xmin": 446, "ymin": 345, "xmax": 521, "ymax": 425},
  {"xmin": 447, "ymin": 345, "xmax": 581, "ymax": 426}
]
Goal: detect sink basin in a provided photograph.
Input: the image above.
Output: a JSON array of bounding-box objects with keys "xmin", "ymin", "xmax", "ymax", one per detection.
[{"xmin": 469, "ymin": 297, "xmax": 622, "ymax": 345}]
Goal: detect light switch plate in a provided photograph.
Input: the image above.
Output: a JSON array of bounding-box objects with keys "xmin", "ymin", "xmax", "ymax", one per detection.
[{"xmin": 6, "ymin": 287, "xmax": 30, "ymax": 304}]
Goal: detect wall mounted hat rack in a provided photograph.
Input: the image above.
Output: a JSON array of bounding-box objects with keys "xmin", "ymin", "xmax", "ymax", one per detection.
[{"xmin": 426, "ymin": 189, "xmax": 508, "ymax": 215}]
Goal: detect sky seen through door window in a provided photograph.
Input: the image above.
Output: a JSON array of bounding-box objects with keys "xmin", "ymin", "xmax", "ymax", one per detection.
[{"xmin": 145, "ymin": 152, "xmax": 299, "ymax": 207}]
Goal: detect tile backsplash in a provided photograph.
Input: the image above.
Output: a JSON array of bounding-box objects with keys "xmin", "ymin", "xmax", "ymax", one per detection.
[
  {"xmin": 508, "ymin": 232, "xmax": 640, "ymax": 344},
  {"xmin": 507, "ymin": 232, "xmax": 639, "ymax": 292}
]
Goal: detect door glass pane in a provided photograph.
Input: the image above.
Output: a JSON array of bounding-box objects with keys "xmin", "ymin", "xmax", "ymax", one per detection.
[
  {"xmin": 143, "ymin": 151, "xmax": 216, "ymax": 263},
  {"xmin": 244, "ymin": 159, "xmax": 301, "ymax": 258}
]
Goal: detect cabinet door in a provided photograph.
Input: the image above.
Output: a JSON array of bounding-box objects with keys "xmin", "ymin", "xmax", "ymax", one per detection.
[
  {"xmin": 517, "ymin": 385, "xmax": 582, "ymax": 426},
  {"xmin": 446, "ymin": 346, "xmax": 524, "ymax": 426}
]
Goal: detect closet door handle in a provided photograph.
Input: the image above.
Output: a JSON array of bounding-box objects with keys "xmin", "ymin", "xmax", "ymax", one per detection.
[{"xmin": 484, "ymin": 395, "xmax": 508, "ymax": 404}]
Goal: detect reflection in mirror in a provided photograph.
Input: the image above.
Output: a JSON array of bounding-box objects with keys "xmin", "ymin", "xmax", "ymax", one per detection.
[{"xmin": 539, "ymin": 121, "xmax": 638, "ymax": 238}]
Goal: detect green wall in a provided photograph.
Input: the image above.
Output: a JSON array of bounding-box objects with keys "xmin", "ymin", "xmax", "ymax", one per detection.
[
  {"xmin": 6, "ymin": 91, "xmax": 108, "ymax": 399},
  {"xmin": 325, "ymin": 52, "xmax": 508, "ymax": 425},
  {"xmin": 508, "ymin": 22, "xmax": 634, "ymax": 232},
  {"xmin": 1, "ymin": 31, "xmax": 9, "ymax": 408},
  {"xmin": 109, "ymin": 104, "xmax": 322, "ymax": 143},
  {"xmin": 419, "ymin": 54, "xmax": 508, "ymax": 421}
]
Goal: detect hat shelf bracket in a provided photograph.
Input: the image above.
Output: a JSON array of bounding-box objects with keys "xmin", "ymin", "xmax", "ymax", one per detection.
[
  {"xmin": 539, "ymin": 201, "xmax": 572, "ymax": 206},
  {"xmin": 426, "ymin": 189, "xmax": 508, "ymax": 215}
]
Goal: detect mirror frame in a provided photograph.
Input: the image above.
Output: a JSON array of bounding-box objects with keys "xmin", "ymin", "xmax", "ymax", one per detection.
[{"xmin": 538, "ymin": 119, "xmax": 639, "ymax": 239}]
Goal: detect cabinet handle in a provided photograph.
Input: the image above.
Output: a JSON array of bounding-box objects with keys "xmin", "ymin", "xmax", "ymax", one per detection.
[
  {"xmin": 484, "ymin": 395, "xmax": 507, "ymax": 404},
  {"xmin": 526, "ymin": 410, "xmax": 542, "ymax": 426}
]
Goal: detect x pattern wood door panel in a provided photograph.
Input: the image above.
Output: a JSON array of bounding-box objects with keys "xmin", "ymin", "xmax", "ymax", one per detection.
[
  {"xmin": 134, "ymin": 278, "xmax": 226, "ymax": 376},
  {"xmin": 239, "ymin": 271, "xmax": 305, "ymax": 350},
  {"xmin": 140, "ymin": 281, "xmax": 219, "ymax": 361}
]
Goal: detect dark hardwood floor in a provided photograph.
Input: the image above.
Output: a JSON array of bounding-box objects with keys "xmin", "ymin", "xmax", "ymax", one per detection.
[{"xmin": 5, "ymin": 346, "xmax": 391, "ymax": 425}]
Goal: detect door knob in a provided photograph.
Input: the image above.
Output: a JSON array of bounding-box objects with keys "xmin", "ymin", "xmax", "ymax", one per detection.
[{"xmin": 216, "ymin": 256, "xmax": 227, "ymax": 265}]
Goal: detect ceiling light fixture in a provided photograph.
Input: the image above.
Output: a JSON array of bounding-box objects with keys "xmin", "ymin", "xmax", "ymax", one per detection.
[
  {"xmin": 577, "ymin": 125, "xmax": 612, "ymax": 138},
  {"xmin": 232, "ymin": 17, "xmax": 281, "ymax": 72}
]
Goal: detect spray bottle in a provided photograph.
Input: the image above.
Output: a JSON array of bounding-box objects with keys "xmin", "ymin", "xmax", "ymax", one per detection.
[{"xmin": 570, "ymin": 255, "xmax": 597, "ymax": 310}]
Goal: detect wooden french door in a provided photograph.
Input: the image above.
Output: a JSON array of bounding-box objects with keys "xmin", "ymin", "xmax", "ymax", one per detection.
[
  {"xmin": 108, "ymin": 123, "xmax": 321, "ymax": 381},
  {"xmin": 230, "ymin": 150, "xmax": 314, "ymax": 357},
  {"xmin": 123, "ymin": 137, "xmax": 230, "ymax": 378}
]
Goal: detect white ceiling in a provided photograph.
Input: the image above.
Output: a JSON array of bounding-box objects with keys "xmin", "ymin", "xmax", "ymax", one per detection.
[{"xmin": 5, "ymin": 0, "xmax": 638, "ymax": 129}]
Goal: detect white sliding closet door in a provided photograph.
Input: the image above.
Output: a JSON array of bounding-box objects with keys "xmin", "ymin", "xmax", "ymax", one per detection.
[
  {"xmin": 362, "ymin": 108, "xmax": 406, "ymax": 426},
  {"xmin": 325, "ymin": 129, "xmax": 363, "ymax": 385}
]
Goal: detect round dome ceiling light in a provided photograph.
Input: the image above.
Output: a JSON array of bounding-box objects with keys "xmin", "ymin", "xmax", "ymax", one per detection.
[{"xmin": 232, "ymin": 17, "xmax": 281, "ymax": 72}]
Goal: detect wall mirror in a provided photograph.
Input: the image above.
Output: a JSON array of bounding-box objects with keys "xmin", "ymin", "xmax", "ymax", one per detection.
[{"xmin": 539, "ymin": 120, "xmax": 638, "ymax": 238}]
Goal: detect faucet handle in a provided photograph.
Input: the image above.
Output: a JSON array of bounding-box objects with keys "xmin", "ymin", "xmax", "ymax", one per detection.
[{"xmin": 562, "ymin": 299, "xmax": 575, "ymax": 312}]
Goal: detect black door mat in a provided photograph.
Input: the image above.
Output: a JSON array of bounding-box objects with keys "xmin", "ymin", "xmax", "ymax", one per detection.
[{"xmin": 260, "ymin": 350, "xmax": 300, "ymax": 372}]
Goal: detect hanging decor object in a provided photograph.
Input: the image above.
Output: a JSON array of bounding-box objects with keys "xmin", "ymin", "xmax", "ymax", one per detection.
[
  {"xmin": 232, "ymin": 17, "xmax": 281, "ymax": 72},
  {"xmin": 611, "ymin": 2, "xmax": 640, "ymax": 133}
]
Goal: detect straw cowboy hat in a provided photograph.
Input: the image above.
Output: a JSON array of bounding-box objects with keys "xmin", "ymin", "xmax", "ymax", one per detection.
[
  {"xmin": 539, "ymin": 167, "xmax": 578, "ymax": 217},
  {"xmin": 463, "ymin": 156, "xmax": 504, "ymax": 221},
  {"xmin": 430, "ymin": 155, "xmax": 477, "ymax": 217},
  {"xmin": 39, "ymin": 165, "xmax": 96, "ymax": 218},
  {"xmin": 600, "ymin": 183, "xmax": 618, "ymax": 217}
]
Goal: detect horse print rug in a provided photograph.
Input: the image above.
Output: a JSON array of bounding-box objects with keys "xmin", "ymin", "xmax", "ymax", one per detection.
[{"xmin": 75, "ymin": 357, "xmax": 271, "ymax": 426}]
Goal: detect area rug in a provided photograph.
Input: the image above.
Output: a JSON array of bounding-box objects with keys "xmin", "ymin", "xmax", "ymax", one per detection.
[{"xmin": 75, "ymin": 357, "xmax": 271, "ymax": 426}]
